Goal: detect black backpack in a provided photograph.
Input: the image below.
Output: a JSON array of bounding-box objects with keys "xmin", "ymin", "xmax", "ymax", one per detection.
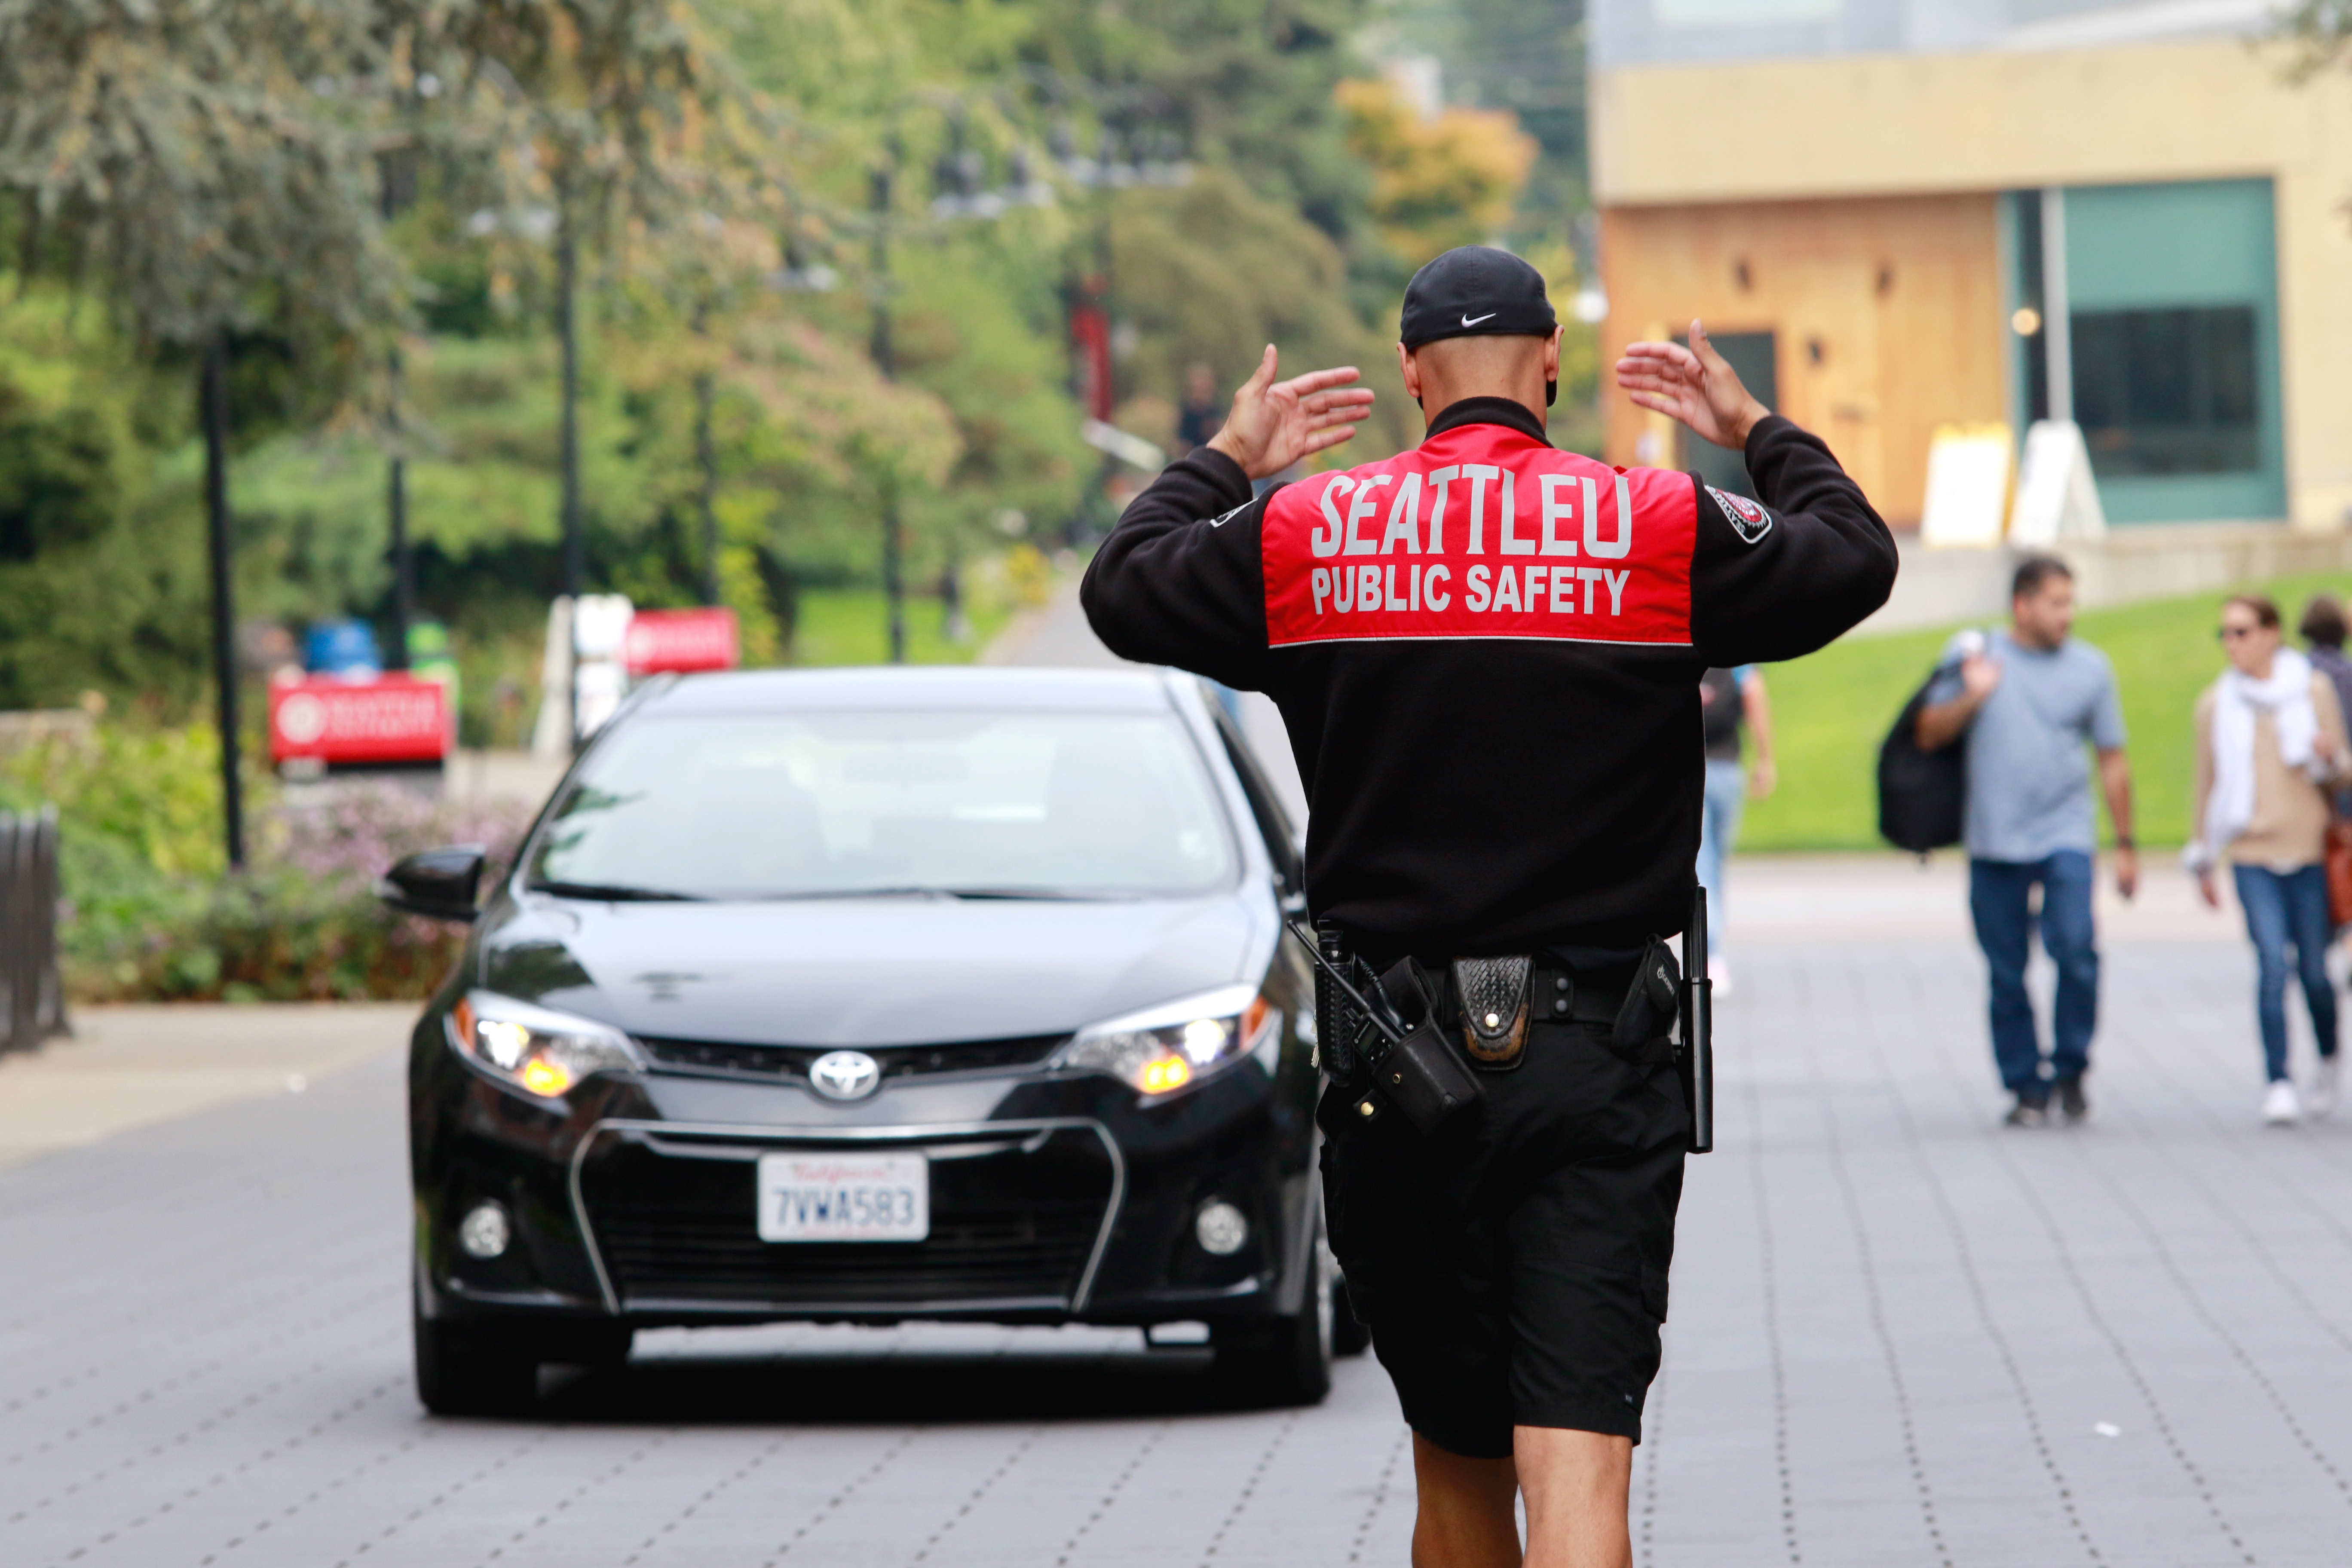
[{"xmin": 1877, "ymin": 660, "xmax": 1967, "ymax": 854}]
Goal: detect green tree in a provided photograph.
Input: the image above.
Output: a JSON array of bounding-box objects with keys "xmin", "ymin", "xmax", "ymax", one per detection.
[
  {"xmin": 0, "ymin": 0, "xmax": 412, "ymax": 863},
  {"xmin": 403, "ymin": 0, "xmax": 769, "ymax": 611},
  {"xmin": 1337, "ymin": 75, "xmax": 1537, "ymax": 267},
  {"xmin": 2279, "ymin": 0, "xmax": 2352, "ymax": 69}
]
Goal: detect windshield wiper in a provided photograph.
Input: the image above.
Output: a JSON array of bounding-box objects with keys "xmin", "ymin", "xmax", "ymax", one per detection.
[
  {"xmin": 935, "ymin": 886, "xmax": 1112, "ymax": 901},
  {"xmin": 752, "ymin": 886, "xmax": 953, "ymax": 902},
  {"xmin": 750, "ymin": 885, "xmax": 1106, "ymax": 903},
  {"xmin": 532, "ymin": 880, "xmax": 704, "ymax": 902}
]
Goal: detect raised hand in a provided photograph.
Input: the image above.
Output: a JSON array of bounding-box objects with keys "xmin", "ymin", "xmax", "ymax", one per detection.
[
  {"xmin": 1207, "ymin": 345, "xmax": 1377, "ymax": 481},
  {"xmin": 1614, "ymin": 320, "xmax": 1772, "ymax": 453}
]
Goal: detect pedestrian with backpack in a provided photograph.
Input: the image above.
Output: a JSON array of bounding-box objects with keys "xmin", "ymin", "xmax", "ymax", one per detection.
[{"xmin": 1914, "ymin": 556, "xmax": 2137, "ymax": 1126}]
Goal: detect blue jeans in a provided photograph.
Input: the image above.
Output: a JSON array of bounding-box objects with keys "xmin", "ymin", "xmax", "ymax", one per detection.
[
  {"xmin": 1695, "ymin": 759, "xmax": 1746, "ymax": 949},
  {"xmin": 1969, "ymin": 852, "xmax": 2099, "ymax": 1096},
  {"xmin": 2230, "ymin": 863, "xmax": 2339, "ymax": 1083}
]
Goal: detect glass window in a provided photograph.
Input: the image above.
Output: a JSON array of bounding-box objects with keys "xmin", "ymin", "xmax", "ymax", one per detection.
[
  {"xmin": 2072, "ymin": 306, "xmax": 2261, "ymax": 477},
  {"xmin": 528, "ymin": 709, "xmax": 1236, "ymax": 900}
]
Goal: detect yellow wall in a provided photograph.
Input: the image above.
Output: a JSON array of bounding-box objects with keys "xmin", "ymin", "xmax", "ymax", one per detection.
[
  {"xmin": 1602, "ymin": 196, "xmax": 2006, "ymax": 526},
  {"xmin": 1593, "ymin": 38, "xmax": 2352, "ymax": 529}
]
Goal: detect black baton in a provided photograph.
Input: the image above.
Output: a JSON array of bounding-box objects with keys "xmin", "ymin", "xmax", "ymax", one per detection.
[{"xmin": 1681, "ymin": 888, "xmax": 1715, "ymax": 1154}]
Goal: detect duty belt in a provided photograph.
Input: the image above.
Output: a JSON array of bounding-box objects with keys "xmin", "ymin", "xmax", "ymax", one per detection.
[{"xmin": 1295, "ymin": 900, "xmax": 1713, "ymax": 1153}]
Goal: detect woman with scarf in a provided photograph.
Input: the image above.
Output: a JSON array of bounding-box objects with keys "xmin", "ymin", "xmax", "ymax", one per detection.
[{"xmin": 2189, "ymin": 594, "xmax": 2350, "ymax": 1124}]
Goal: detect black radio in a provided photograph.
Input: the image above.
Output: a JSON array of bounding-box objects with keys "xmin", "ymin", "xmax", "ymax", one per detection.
[{"xmin": 1293, "ymin": 921, "xmax": 1481, "ymax": 1137}]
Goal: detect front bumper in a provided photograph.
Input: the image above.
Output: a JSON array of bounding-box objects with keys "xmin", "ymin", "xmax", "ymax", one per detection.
[
  {"xmin": 414, "ymin": 1032, "xmax": 1318, "ymax": 1332},
  {"xmin": 573, "ymin": 1117, "xmax": 1122, "ymax": 1319}
]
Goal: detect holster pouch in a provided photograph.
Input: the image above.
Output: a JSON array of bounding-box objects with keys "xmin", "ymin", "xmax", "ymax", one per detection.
[
  {"xmin": 1612, "ymin": 936, "xmax": 1683, "ymax": 1053},
  {"xmin": 1376, "ymin": 1021, "xmax": 1482, "ymax": 1136},
  {"xmin": 1451, "ymin": 956, "xmax": 1532, "ymax": 1069},
  {"xmin": 1369, "ymin": 960, "xmax": 1482, "ymax": 1137}
]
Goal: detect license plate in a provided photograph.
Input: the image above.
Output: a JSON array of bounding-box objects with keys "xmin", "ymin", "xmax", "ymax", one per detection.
[{"xmin": 756, "ymin": 1152, "xmax": 929, "ymax": 1243}]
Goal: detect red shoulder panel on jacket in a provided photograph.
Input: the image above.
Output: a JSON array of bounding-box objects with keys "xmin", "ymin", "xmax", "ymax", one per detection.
[{"xmin": 1260, "ymin": 426, "xmax": 1696, "ymax": 649}]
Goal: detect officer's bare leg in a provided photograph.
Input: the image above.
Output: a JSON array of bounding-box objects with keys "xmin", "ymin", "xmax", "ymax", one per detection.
[
  {"xmin": 1514, "ymin": 1425, "xmax": 1633, "ymax": 1568},
  {"xmin": 1410, "ymin": 1433, "xmax": 1521, "ymax": 1568}
]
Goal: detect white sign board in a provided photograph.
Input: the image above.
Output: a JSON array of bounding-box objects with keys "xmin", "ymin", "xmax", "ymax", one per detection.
[
  {"xmin": 530, "ymin": 592, "xmax": 637, "ymax": 754},
  {"xmin": 2009, "ymin": 420, "xmax": 2106, "ymax": 548},
  {"xmin": 1919, "ymin": 424, "xmax": 2013, "ymax": 550}
]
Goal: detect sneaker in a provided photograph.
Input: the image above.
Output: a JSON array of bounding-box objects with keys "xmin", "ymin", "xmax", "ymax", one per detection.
[
  {"xmin": 2310, "ymin": 1056, "xmax": 2342, "ymax": 1120},
  {"xmin": 2004, "ymin": 1095, "xmax": 2050, "ymax": 1128},
  {"xmin": 2264, "ymin": 1080, "xmax": 2302, "ymax": 1126},
  {"xmin": 2056, "ymin": 1076, "xmax": 2091, "ymax": 1124}
]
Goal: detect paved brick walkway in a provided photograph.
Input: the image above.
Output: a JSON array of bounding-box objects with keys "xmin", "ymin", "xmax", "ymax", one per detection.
[
  {"xmin": 10, "ymin": 585, "xmax": 2352, "ymax": 1563},
  {"xmin": 8, "ymin": 915, "xmax": 2352, "ymax": 1565}
]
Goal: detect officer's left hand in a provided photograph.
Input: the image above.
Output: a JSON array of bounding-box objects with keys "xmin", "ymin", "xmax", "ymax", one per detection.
[
  {"xmin": 1615, "ymin": 320, "xmax": 1772, "ymax": 452},
  {"xmin": 1207, "ymin": 346, "xmax": 1376, "ymax": 481}
]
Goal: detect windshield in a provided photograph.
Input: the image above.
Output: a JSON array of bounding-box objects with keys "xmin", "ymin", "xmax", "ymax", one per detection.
[{"xmin": 526, "ymin": 707, "xmax": 1237, "ymax": 900}]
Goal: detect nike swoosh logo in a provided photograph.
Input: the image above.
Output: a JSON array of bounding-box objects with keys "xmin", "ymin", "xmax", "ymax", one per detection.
[{"xmin": 1461, "ymin": 312, "xmax": 1495, "ymax": 327}]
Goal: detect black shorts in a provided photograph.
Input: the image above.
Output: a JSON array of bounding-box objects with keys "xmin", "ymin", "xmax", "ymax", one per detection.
[{"xmin": 1321, "ymin": 1017, "xmax": 1687, "ymax": 1458}]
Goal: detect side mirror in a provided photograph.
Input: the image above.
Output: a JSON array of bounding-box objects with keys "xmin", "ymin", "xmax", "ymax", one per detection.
[{"xmin": 377, "ymin": 845, "xmax": 488, "ymax": 923}]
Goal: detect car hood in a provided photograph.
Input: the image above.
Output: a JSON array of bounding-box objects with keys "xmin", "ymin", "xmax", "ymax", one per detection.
[{"xmin": 476, "ymin": 890, "xmax": 1275, "ymax": 1047}]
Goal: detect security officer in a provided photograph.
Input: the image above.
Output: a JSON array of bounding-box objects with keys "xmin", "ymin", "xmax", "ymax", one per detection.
[{"xmin": 1083, "ymin": 247, "xmax": 1894, "ymax": 1567}]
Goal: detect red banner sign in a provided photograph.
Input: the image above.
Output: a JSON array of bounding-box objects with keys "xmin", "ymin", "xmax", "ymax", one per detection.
[
  {"xmin": 269, "ymin": 676, "xmax": 448, "ymax": 766},
  {"xmin": 624, "ymin": 607, "xmax": 740, "ymax": 675}
]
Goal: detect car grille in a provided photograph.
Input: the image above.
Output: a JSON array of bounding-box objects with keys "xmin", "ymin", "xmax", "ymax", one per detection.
[
  {"xmin": 637, "ymin": 1032, "xmax": 1066, "ymax": 1084},
  {"xmin": 578, "ymin": 1125, "xmax": 1115, "ymax": 1311}
]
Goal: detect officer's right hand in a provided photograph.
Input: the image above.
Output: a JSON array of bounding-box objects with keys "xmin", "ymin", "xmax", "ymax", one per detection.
[{"xmin": 1207, "ymin": 345, "xmax": 1375, "ymax": 481}]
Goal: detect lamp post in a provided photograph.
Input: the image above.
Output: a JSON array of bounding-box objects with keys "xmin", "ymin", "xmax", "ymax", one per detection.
[
  {"xmin": 381, "ymin": 150, "xmax": 417, "ymax": 670},
  {"xmin": 692, "ymin": 302, "xmax": 720, "ymax": 608},
  {"xmin": 201, "ymin": 331, "xmax": 244, "ymax": 871},
  {"xmin": 867, "ymin": 155, "xmax": 906, "ymax": 665}
]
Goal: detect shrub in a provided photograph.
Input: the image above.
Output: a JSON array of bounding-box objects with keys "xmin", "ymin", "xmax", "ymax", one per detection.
[{"xmin": 0, "ymin": 723, "xmax": 533, "ymax": 1001}]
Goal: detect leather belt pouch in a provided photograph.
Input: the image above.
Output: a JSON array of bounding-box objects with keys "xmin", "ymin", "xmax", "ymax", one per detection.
[
  {"xmin": 1452, "ymin": 956, "xmax": 1532, "ymax": 1070},
  {"xmin": 1611, "ymin": 936, "xmax": 1683, "ymax": 1054}
]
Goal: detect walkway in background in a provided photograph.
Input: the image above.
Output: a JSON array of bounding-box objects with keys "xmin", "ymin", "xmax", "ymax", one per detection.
[
  {"xmin": 11, "ymin": 581, "xmax": 2352, "ymax": 1564},
  {"xmin": 9, "ymin": 899, "xmax": 2350, "ymax": 1564},
  {"xmin": 995, "ymin": 577, "xmax": 1308, "ymax": 825},
  {"xmin": 0, "ymin": 1003, "xmax": 414, "ymax": 1170}
]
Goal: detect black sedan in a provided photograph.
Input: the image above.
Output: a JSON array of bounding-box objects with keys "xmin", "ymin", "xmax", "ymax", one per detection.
[{"xmin": 382, "ymin": 665, "xmax": 1358, "ymax": 1416}]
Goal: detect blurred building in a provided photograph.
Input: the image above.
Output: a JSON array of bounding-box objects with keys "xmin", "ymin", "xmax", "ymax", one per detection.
[{"xmin": 1593, "ymin": 0, "xmax": 2352, "ymax": 537}]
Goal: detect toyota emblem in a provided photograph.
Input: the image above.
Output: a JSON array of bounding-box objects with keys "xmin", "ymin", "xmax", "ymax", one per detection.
[{"xmin": 808, "ymin": 1050, "xmax": 882, "ymax": 1101}]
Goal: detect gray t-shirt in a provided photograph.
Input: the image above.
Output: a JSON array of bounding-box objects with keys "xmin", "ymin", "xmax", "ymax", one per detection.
[{"xmin": 1926, "ymin": 629, "xmax": 2127, "ymax": 862}]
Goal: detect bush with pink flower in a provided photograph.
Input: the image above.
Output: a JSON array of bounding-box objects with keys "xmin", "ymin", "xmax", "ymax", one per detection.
[{"xmin": 1, "ymin": 723, "xmax": 536, "ymax": 1001}]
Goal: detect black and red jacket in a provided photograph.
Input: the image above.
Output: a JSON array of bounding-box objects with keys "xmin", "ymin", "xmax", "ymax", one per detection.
[{"xmin": 1081, "ymin": 396, "xmax": 1896, "ymax": 958}]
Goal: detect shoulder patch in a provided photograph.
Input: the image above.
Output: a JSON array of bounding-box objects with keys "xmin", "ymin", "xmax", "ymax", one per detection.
[{"xmin": 1706, "ymin": 485, "xmax": 1773, "ymax": 545}]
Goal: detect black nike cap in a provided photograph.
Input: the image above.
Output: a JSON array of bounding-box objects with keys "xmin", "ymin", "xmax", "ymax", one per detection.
[{"xmin": 1399, "ymin": 245, "xmax": 1558, "ymax": 351}]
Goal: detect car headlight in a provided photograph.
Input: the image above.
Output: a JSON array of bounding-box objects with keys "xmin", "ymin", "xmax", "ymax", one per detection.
[
  {"xmin": 1057, "ymin": 983, "xmax": 1281, "ymax": 1097},
  {"xmin": 447, "ymin": 991, "xmax": 642, "ymax": 1099}
]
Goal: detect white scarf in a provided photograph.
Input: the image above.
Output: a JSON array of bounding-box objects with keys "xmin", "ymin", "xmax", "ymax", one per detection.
[{"xmin": 2201, "ymin": 646, "xmax": 2321, "ymax": 861}]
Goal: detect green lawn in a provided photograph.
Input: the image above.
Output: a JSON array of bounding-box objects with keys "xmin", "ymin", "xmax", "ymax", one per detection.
[
  {"xmin": 1739, "ymin": 566, "xmax": 2352, "ymax": 852},
  {"xmin": 786, "ymin": 588, "xmax": 1018, "ymax": 668}
]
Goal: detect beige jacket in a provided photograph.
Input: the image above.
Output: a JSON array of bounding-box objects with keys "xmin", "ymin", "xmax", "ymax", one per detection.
[{"xmin": 2193, "ymin": 672, "xmax": 2349, "ymax": 869}]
